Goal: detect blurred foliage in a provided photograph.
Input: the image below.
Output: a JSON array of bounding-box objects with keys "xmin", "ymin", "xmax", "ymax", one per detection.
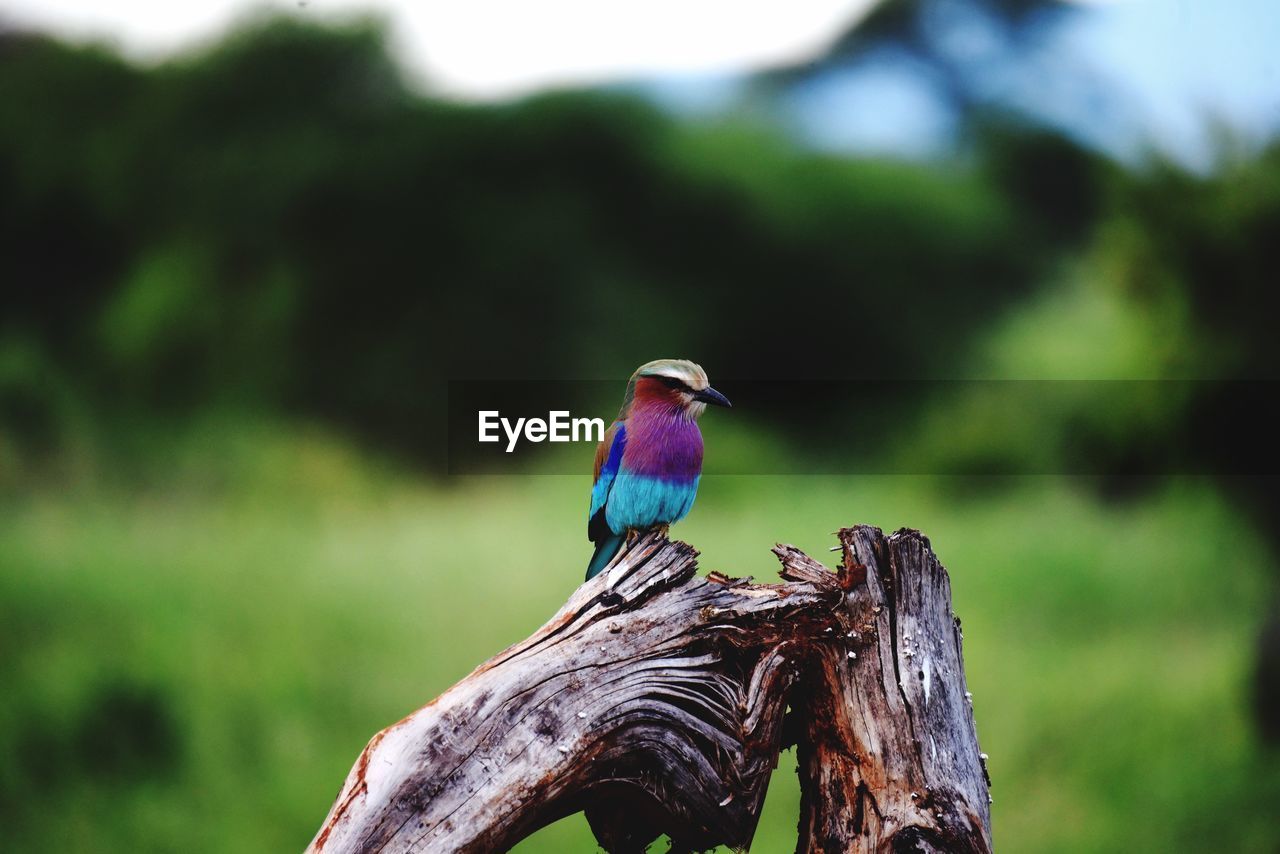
[
  {"xmin": 2, "ymin": 435, "xmax": 1279, "ymax": 852},
  {"xmin": 0, "ymin": 15, "xmax": 1092, "ymax": 466},
  {"xmin": 2, "ymin": 8, "xmax": 1280, "ymax": 854}
]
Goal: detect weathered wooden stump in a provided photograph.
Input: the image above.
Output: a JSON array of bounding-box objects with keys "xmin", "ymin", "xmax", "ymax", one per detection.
[{"xmin": 307, "ymin": 525, "xmax": 991, "ymax": 853}]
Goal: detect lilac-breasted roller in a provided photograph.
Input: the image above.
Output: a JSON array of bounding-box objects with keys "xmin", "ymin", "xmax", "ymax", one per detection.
[{"xmin": 586, "ymin": 359, "xmax": 731, "ymax": 580}]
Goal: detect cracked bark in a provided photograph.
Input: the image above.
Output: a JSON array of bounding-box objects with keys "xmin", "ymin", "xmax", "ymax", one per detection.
[{"xmin": 306, "ymin": 525, "xmax": 991, "ymax": 854}]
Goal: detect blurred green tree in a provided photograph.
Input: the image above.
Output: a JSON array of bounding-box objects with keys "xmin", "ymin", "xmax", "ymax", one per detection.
[{"xmin": 1, "ymin": 16, "xmax": 1074, "ymax": 464}]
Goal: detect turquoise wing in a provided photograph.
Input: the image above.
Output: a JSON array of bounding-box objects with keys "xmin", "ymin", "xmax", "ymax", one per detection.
[{"xmin": 589, "ymin": 422, "xmax": 627, "ymax": 538}]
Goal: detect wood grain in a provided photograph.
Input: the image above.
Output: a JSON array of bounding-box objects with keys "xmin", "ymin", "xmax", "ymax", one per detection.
[{"xmin": 307, "ymin": 525, "xmax": 991, "ymax": 853}]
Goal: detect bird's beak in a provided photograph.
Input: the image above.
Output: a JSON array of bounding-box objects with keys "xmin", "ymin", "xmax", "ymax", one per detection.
[{"xmin": 694, "ymin": 386, "xmax": 732, "ymax": 408}]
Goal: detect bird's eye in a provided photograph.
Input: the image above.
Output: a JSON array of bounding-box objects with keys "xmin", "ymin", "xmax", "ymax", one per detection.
[{"xmin": 656, "ymin": 375, "xmax": 687, "ymax": 391}]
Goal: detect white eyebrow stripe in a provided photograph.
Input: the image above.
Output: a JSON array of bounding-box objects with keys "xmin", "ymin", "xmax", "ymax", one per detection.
[
  {"xmin": 664, "ymin": 374, "xmax": 706, "ymax": 389},
  {"xmin": 641, "ymin": 361, "xmax": 710, "ymax": 390}
]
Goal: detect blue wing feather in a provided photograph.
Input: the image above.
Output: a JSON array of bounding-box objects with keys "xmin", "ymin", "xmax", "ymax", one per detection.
[{"xmin": 589, "ymin": 422, "xmax": 627, "ymax": 525}]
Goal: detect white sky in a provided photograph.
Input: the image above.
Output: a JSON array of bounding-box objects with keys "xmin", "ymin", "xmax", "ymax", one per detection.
[
  {"xmin": 0, "ymin": 0, "xmax": 879, "ymax": 100},
  {"xmin": 3, "ymin": 0, "xmax": 1274, "ymax": 168}
]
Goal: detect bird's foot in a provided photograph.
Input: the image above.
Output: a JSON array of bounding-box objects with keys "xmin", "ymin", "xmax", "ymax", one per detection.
[{"xmin": 625, "ymin": 525, "xmax": 669, "ymax": 544}]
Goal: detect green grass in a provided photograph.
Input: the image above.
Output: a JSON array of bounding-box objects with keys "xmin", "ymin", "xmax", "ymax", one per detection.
[{"xmin": 1, "ymin": 422, "xmax": 1278, "ymax": 852}]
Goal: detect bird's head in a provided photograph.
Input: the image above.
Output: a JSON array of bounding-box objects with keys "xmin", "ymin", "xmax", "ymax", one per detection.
[{"xmin": 625, "ymin": 359, "xmax": 731, "ymax": 419}]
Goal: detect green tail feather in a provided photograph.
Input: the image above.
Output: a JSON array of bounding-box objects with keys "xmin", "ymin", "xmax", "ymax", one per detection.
[{"xmin": 586, "ymin": 533, "xmax": 624, "ymax": 581}]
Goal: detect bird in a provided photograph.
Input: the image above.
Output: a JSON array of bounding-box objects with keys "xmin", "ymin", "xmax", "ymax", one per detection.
[{"xmin": 585, "ymin": 359, "xmax": 731, "ymax": 580}]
